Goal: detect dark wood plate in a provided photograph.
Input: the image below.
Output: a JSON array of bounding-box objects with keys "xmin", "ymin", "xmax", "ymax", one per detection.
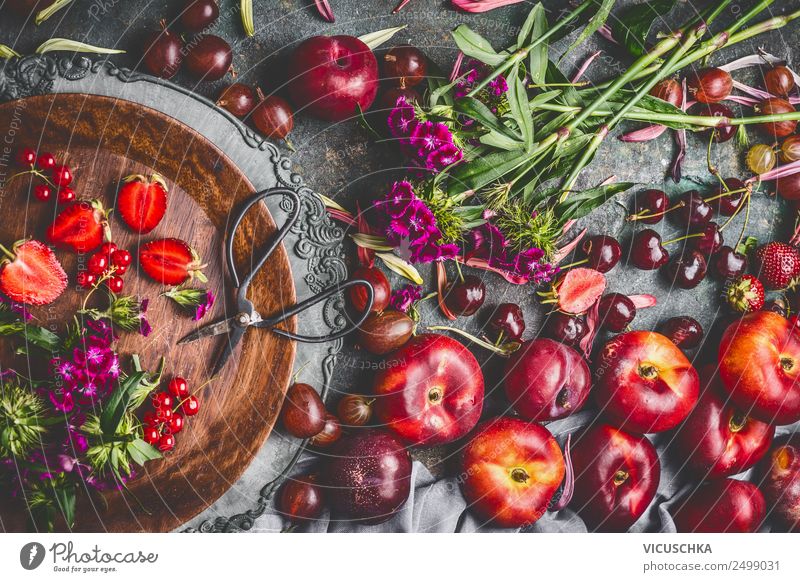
[{"xmin": 0, "ymin": 94, "xmax": 297, "ymax": 532}]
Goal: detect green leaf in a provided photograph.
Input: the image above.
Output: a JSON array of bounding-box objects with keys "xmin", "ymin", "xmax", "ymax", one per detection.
[
  {"xmin": 0, "ymin": 44, "xmax": 21, "ymax": 59},
  {"xmin": 479, "ymin": 131, "xmax": 524, "ymax": 151},
  {"xmin": 35, "ymin": 38, "xmax": 125, "ymax": 55},
  {"xmin": 240, "ymin": 0, "xmax": 255, "ymax": 37},
  {"xmin": 561, "ymin": 0, "xmax": 615, "ymax": 61},
  {"xmin": 527, "ymin": 4, "xmax": 549, "ymax": 86},
  {"xmin": 449, "ymin": 150, "xmax": 538, "ymax": 195},
  {"xmin": 127, "ymin": 439, "xmax": 162, "ymax": 466},
  {"xmin": 506, "ymin": 64, "xmax": 535, "ymax": 151},
  {"xmin": 545, "ymin": 60, "xmax": 582, "ymax": 107},
  {"xmin": 612, "ymin": 0, "xmax": 678, "ymax": 58},
  {"xmin": 555, "ymin": 182, "xmax": 635, "ymax": 220},
  {"xmin": 53, "ymin": 483, "xmax": 76, "ymax": 529},
  {"xmin": 455, "ymin": 97, "xmax": 522, "ymax": 141},
  {"xmin": 35, "ymin": 0, "xmax": 73, "ymax": 25},
  {"xmin": 100, "ymin": 372, "xmax": 145, "ymax": 435},
  {"xmin": 451, "ymin": 25, "xmax": 505, "ymax": 67},
  {"xmin": 359, "ymin": 25, "xmax": 407, "ymax": 50}
]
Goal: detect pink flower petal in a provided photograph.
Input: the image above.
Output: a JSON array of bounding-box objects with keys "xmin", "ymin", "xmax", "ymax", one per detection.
[
  {"xmin": 450, "ymin": 0, "xmax": 524, "ymax": 13},
  {"xmin": 628, "ymin": 294, "xmax": 657, "ymax": 309},
  {"xmin": 314, "ymin": 0, "xmax": 334, "ymax": 22},
  {"xmin": 449, "ymin": 51, "xmax": 464, "ymax": 83},
  {"xmin": 571, "ymin": 51, "xmax": 601, "ymax": 84},
  {"xmin": 460, "ymin": 256, "xmax": 529, "ymax": 285},
  {"xmin": 326, "ymin": 208, "xmax": 356, "ymax": 227},
  {"xmin": 436, "ymin": 262, "xmax": 457, "ymax": 321},
  {"xmin": 578, "ymin": 298, "xmax": 600, "ymax": 360},
  {"xmin": 552, "ymin": 228, "xmax": 587, "ymax": 265},
  {"xmin": 553, "ymin": 434, "xmax": 574, "ymax": 511},
  {"xmin": 392, "ymin": 0, "xmax": 412, "ymax": 12},
  {"xmin": 748, "ymin": 158, "xmax": 800, "ymax": 183},
  {"xmin": 619, "ymin": 124, "xmax": 668, "ymax": 142},
  {"xmin": 597, "ymin": 24, "xmax": 619, "ymax": 45}
]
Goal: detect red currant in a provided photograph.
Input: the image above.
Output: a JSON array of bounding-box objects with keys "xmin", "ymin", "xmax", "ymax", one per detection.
[
  {"xmin": 152, "ymin": 392, "xmax": 173, "ymax": 409},
  {"xmin": 34, "ymin": 184, "xmax": 53, "ymax": 202},
  {"xmin": 106, "ymin": 276, "xmax": 124, "ymax": 294},
  {"xmin": 111, "ymin": 249, "xmax": 132, "ymax": 267},
  {"xmin": 169, "ymin": 414, "xmax": 185, "ymax": 434},
  {"xmin": 157, "ymin": 433, "xmax": 176, "ymax": 452},
  {"xmin": 76, "ymin": 271, "xmax": 96, "ymax": 289},
  {"xmin": 36, "ymin": 152, "xmax": 57, "ymax": 171},
  {"xmin": 143, "ymin": 411, "xmax": 159, "ymax": 427},
  {"xmin": 113, "ymin": 263, "xmax": 128, "ymax": 276},
  {"xmin": 98, "ymin": 242, "xmax": 118, "ymax": 258},
  {"xmin": 182, "ymin": 395, "xmax": 200, "ymax": 416},
  {"xmin": 87, "ymin": 253, "xmax": 109, "ymax": 275},
  {"xmin": 143, "ymin": 426, "xmax": 161, "ymax": 445},
  {"xmin": 155, "ymin": 406, "xmax": 173, "ymax": 423},
  {"xmin": 57, "ymin": 187, "xmax": 76, "ymax": 204},
  {"xmin": 16, "ymin": 148, "xmax": 37, "ymax": 168},
  {"xmin": 51, "ymin": 164, "xmax": 73, "ymax": 187},
  {"xmin": 168, "ymin": 377, "xmax": 189, "ymax": 398}
]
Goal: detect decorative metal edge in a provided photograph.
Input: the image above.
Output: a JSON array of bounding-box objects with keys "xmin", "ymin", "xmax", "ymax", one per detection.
[{"xmin": 0, "ymin": 54, "xmax": 349, "ymax": 533}]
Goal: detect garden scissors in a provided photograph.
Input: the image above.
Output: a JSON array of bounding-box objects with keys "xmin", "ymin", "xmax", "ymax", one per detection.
[{"xmin": 178, "ymin": 187, "xmax": 374, "ymax": 376}]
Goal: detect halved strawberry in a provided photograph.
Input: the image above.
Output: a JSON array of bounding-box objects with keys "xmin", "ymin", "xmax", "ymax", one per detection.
[
  {"xmin": 0, "ymin": 240, "xmax": 68, "ymax": 306},
  {"xmin": 139, "ymin": 238, "xmax": 206, "ymax": 285},
  {"xmin": 117, "ymin": 173, "xmax": 168, "ymax": 234},
  {"xmin": 539, "ymin": 267, "xmax": 607, "ymax": 315},
  {"xmin": 46, "ymin": 200, "xmax": 110, "ymax": 253}
]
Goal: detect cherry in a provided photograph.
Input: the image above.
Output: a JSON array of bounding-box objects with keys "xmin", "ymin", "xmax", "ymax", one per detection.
[
  {"xmin": 690, "ymin": 103, "xmax": 736, "ymax": 142},
  {"xmin": 168, "ymin": 413, "xmax": 185, "ymax": 434},
  {"xmin": 309, "ymin": 413, "xmax": 341, "ymax": 448},
  {"xmin": 543, "ymin": 311, "xmax": 587, "ymax": 347},
  {"xmin": 36, "ymin": 152, "xmax": 56, "ymax": 171},
  {"xmin": 382, "ymin": 45, "xmax": 428, "ymax": 88},
  {"xmin": 765, "ymin": 65, "xmax": 795, "ymax": 97},
  {"xmin": 663, "ymin": 249, "xmax": 707, "ymax": 289},
  {"xmin": 278, "ymin": 475, "xmax": 324, "ymax": 523},
  {"xmin": 76, "ymin": 271, "xmax": 96, "ymax": 289},
  {"xmin": 143, "ymin": 426, "xmax": 161, "ymax": 445},
  {"xmin": 185, "ymin": 35, "xmax": 232, "ymax": 82},
  {"xmin": 444, "ymin": 274, "xmax": 486, "ymax": 316},
  {"xmin": 152, "ymin": 392, "xmax": 173, "ymax": 409},
  {"xmin": 713, "ymin": 246, "xmax": 748, "ymax": 279},
  {"xmin": 632, "ymin": 189, "xmax": 669, "ymax": 224},
  {"xmin": 676, "ymin": 190, "xmax": 713, "ymax": 226},
  {"xmin": 630, "ymin": 229, "xmax": 670, "ymax": 270},
  {"xmin": 337, "ymin": 394, "xmax": 373, "ymax": 427},
  {"xmin": 659, "ymin": 316, "xmax": 704, "ymax": 349},
  {"xmin": 708, "ymin": 178, "xmax": 746, "ymax": 216},
  {"xmin": 252, "ymin": 95, "xmax": 294, "ymax": 140},
  {"xmin": 598, "ymin": 293, "xmax": 636, "ymax": 333},
  {"xmin": 168, "ymin": 377, "xmax": 190, "ymax": 398},
  {"xmin": 16, "ymin": 148, "xmax": 37, "ymax": 168},
  {"xmin": 57, "ymin": 187, "xmax": 76, "ymax": 205},
  {"xmin": 111, "ymin": 249, "xmax": 132, "ymax": 268},
  {"xmin": 691, "ymin": 222, "xmax": 723, "ymax": 255},
  {"xmin": 378, "ymin": 87, "xmax": 421, "ymax": 111},
  {"xmin": 180, "ymin": 0, "xmax": 219, "ymax": 32},
  {"xmin": 34, "ymin": 184, "xmax": 53, "ymax": 202},
  {"xmin": 143, "ymin": 27, "xmax": 184, "ymax": 80},
  {"xmin": 51, "ymin": 164, "xmax": 73, "ymax": 187},
  {"xmin": 488, "ymin": 303, "xmax": 525, "ymax": 340},
  {"xmin": 142, "ymin": 411, "xmax": 158, "ymax": 427},
  {"xmin": 182, "ymin": 395, "xmax": 200, "ymax": 416},
  {"xmin": 217, "ymin": 83, "xmax": 256, "ymax": 118},
  {"xmin": 687, "ymin": 67, "xmax": 732, "ymax": 103},
  {"xmin": 157, "ymin": 433, "xmax": 176, "ymax": 452},
  {"xmin": 106, "ymin": 276, "xmax": 124, "ymax": 294},
  {"xmin": 582, "ymin": 235, "xmax": 622, "ymax": 273},
  {"xmin": 348, "ymin": 266, "xmax": 390, "ymax": 314},
  {"xmin": 87, "ymin": 253, "xmax": 109, "ymax": 275}
]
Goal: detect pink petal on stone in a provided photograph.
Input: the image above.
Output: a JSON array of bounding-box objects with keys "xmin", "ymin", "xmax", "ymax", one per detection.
[
  {"xmin": 552, "ymin": 228, "xmax": 587, "ymax": 265},
  {"xmin": 314, "ymin": 0, "xmax": 334, "ymax": 21},
  {"xmin": 619, "ymin": 124, "xmax": 668, "ymax": 142},
  {"xmin": 628, "ymin": 294, "xmax": 657, "ymax": 309},
  {"xmin": 450, "ymin": 0, "xmax": 524, "ymax": 13},
  {"xmin": 461, "ymin": 256, "xmax": 529, "ymax": 285},
  {"xmin": 449, "ymin": 51, "xmax": 464, "ymax": 82},
  {"xmin": 571, "ymin": 50, "xmax": 601, "ymax": 83}
]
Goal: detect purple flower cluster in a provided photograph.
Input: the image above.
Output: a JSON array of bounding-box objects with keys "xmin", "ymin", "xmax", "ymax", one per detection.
[
  {"xmin": 388, "ymin": 97, "xmax": 464, "ymax": 174},
  {"xmin": 377, "ymin": 181, "xmax": 459, "ymax": 264},
  {"xmin": 193, "ymin": 290, "xmax": 215, "ymax": 321},
  {"xmin": 0, "ymin": 294, "xmax": 31, "ymax": 321},
  {"xmin": 48, "ymin": 319, "xmax": 121, "ymax": 414},
  {"xmin": 389, "ymin": 284, "xmax": 423, "ymax": 313},
  {"xmin": 466, "ymin": 223, "xmax": 559, "ymax": 285},
  {"xmin": 454, "ymin": 61, "xmax": 509, "ymax": 103}
]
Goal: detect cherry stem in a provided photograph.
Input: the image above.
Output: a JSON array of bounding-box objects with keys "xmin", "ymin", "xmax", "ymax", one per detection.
[
  {"xmin": 719, "ymin": 189, "xmax": 752, "ymax": 234},
  {"xmin": 454, "ymin": 259, "xmax": 464, "ymax": 283},
  {"xmin": 662, "ymin": 232, "xmax": 703, "ymax": 246},
  {"xmin": 703, "ymin": 186, "xmax": 749, "ymax": 203},
  {"xmin": 427, "ymin": 325, "xmax": 520, "ymax": 356},
  {"xmin": 735, "ymin": 191, "xmax": 753, "ymax": 248},
  {"xmin": 627, "ymin": 200, "xmax": 685, "ymax": 222},
  {"xmin": 559, "ymin": 258, "xmax": 588, "ymax": 270}
]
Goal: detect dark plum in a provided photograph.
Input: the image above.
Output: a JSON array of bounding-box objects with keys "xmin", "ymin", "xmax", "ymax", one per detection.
[
  {"xmin": 598, "ymin": 293, "xmax": 636, "ymax": 333},
  {"xmin": 280, "ymin": 383, "xmax": 327, "ymax": 438},
  {"xmin": 659, "ymin": 316, "xmax": 704, "ymax": 349},
  {"xmin": 278, "ymin": 475, "xmax": 324, "ymax": 523},
  {"xmin": 357, "ymin": 310, "xmax": 414, "ymax": 355},
  {"xmin": 582, "ymin": 235, "xmax": 622, "ymax": 273},
  {"xmin": 180, "ymin": 0, "xmax": 219, "ymax": 32},
  {"xmin": 184, "ymin": 35, "xmax": 232, "ymax": 81}
]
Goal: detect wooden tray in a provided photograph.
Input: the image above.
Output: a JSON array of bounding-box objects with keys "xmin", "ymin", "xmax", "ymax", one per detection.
[{"xmin": 0, "ymin": 94, "xmax": 297, "ymax": 532}]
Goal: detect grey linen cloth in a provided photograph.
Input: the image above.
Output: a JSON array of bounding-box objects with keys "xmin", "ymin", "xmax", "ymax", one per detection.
[{"xmin": 249, "ymin": 411, "xmax": 799, "ymax": 533}]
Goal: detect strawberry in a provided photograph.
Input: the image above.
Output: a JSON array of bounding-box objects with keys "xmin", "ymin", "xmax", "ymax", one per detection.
[
  {"xmin": 117, "ymin": 173, "xmax": 168, "ymax": 234},
  {"xmin": 538, "ymin": 267, "xmax": 606, "ymax": 314},
  {"xmin": 0, "ymin": 240, "xmax": 68, "ymax": 306},
  {"xmin": 754, "ymin": 241, "xmax": 800, "ymax": 290},
  {"xmin": 139, "ymin": 238, "xmax": 207, "ymax": 285},
  {"xmin": 46, "ymin": 200, "xmax": 110, "ymax": 253},
  {"xmin": 726, "ymin": 274, "xmax": 765, "ymax": 313}
]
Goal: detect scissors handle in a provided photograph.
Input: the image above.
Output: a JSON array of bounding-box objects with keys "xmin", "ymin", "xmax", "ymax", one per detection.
[
  {"xmin": 227, "ymin": 187, "xmax": 301, "ymax": 291},
  {"xmin": 255, "ymin": 278, "xmax": 374, "ymax": 344}
]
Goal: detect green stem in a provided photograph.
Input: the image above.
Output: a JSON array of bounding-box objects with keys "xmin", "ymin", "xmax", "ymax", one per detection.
[
  {"xmin": 663, "ymin": 232, "xmax": 704, "ymax": 246},
  {"xmin": 466, "ymin": 0, "xmax": 596, "ymax": 98},
  {"xmin": 0, "ymin": 243, "xmax": 14, "ymax": 261},
  {"xmin": 558, "ymin": 258, "xmax": 588, "ymax": 269}
]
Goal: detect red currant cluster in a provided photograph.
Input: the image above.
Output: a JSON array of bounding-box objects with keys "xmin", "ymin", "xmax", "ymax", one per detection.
[
  {"xmin": 142, "ymin": 377, "xmax": 201, "ymax": 452},
  {"xmin": 15, "ymin": 147, "xmax": 76, "ymax": 205},
  {"xmin": 76, "ymin": 241, "xmax": 133, "ymax": 294}
]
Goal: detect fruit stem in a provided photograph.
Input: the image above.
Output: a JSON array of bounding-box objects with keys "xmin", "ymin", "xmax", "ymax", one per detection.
[
  {"xmin": 613, "ymin": 470, "xmax": 629, "ymax": 486},
  {"xmin": 703, "ymin": 186, "xmax": 749, "ymax": 204},
  {"xmin": 427, "ymin": 325, "xmax": 520, "ymax": 356},
  {"xmin": 454, "ymin": 258, "xmax": 465, "ymax": 283},
  {"xmin": 558, "ymin": 258, "xmax": 588, "ymax": 270},
  {"xmin": 510, "ymin": 467, "xmax": 529, "ymax": 483},
  {"xmin": 627, "ymin": 200, "xmax": 685, "ymax": 222},
  {"xmin": 729, "ymin": 412, "xmax": 747, "ymax": 433},
  {"xmin": 0, "ymin": 243, "xmax": 15, "ymax": 261},
  {"xmin": 662, "ymin": 232, "xmax": 703, "ymax": 246}
]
